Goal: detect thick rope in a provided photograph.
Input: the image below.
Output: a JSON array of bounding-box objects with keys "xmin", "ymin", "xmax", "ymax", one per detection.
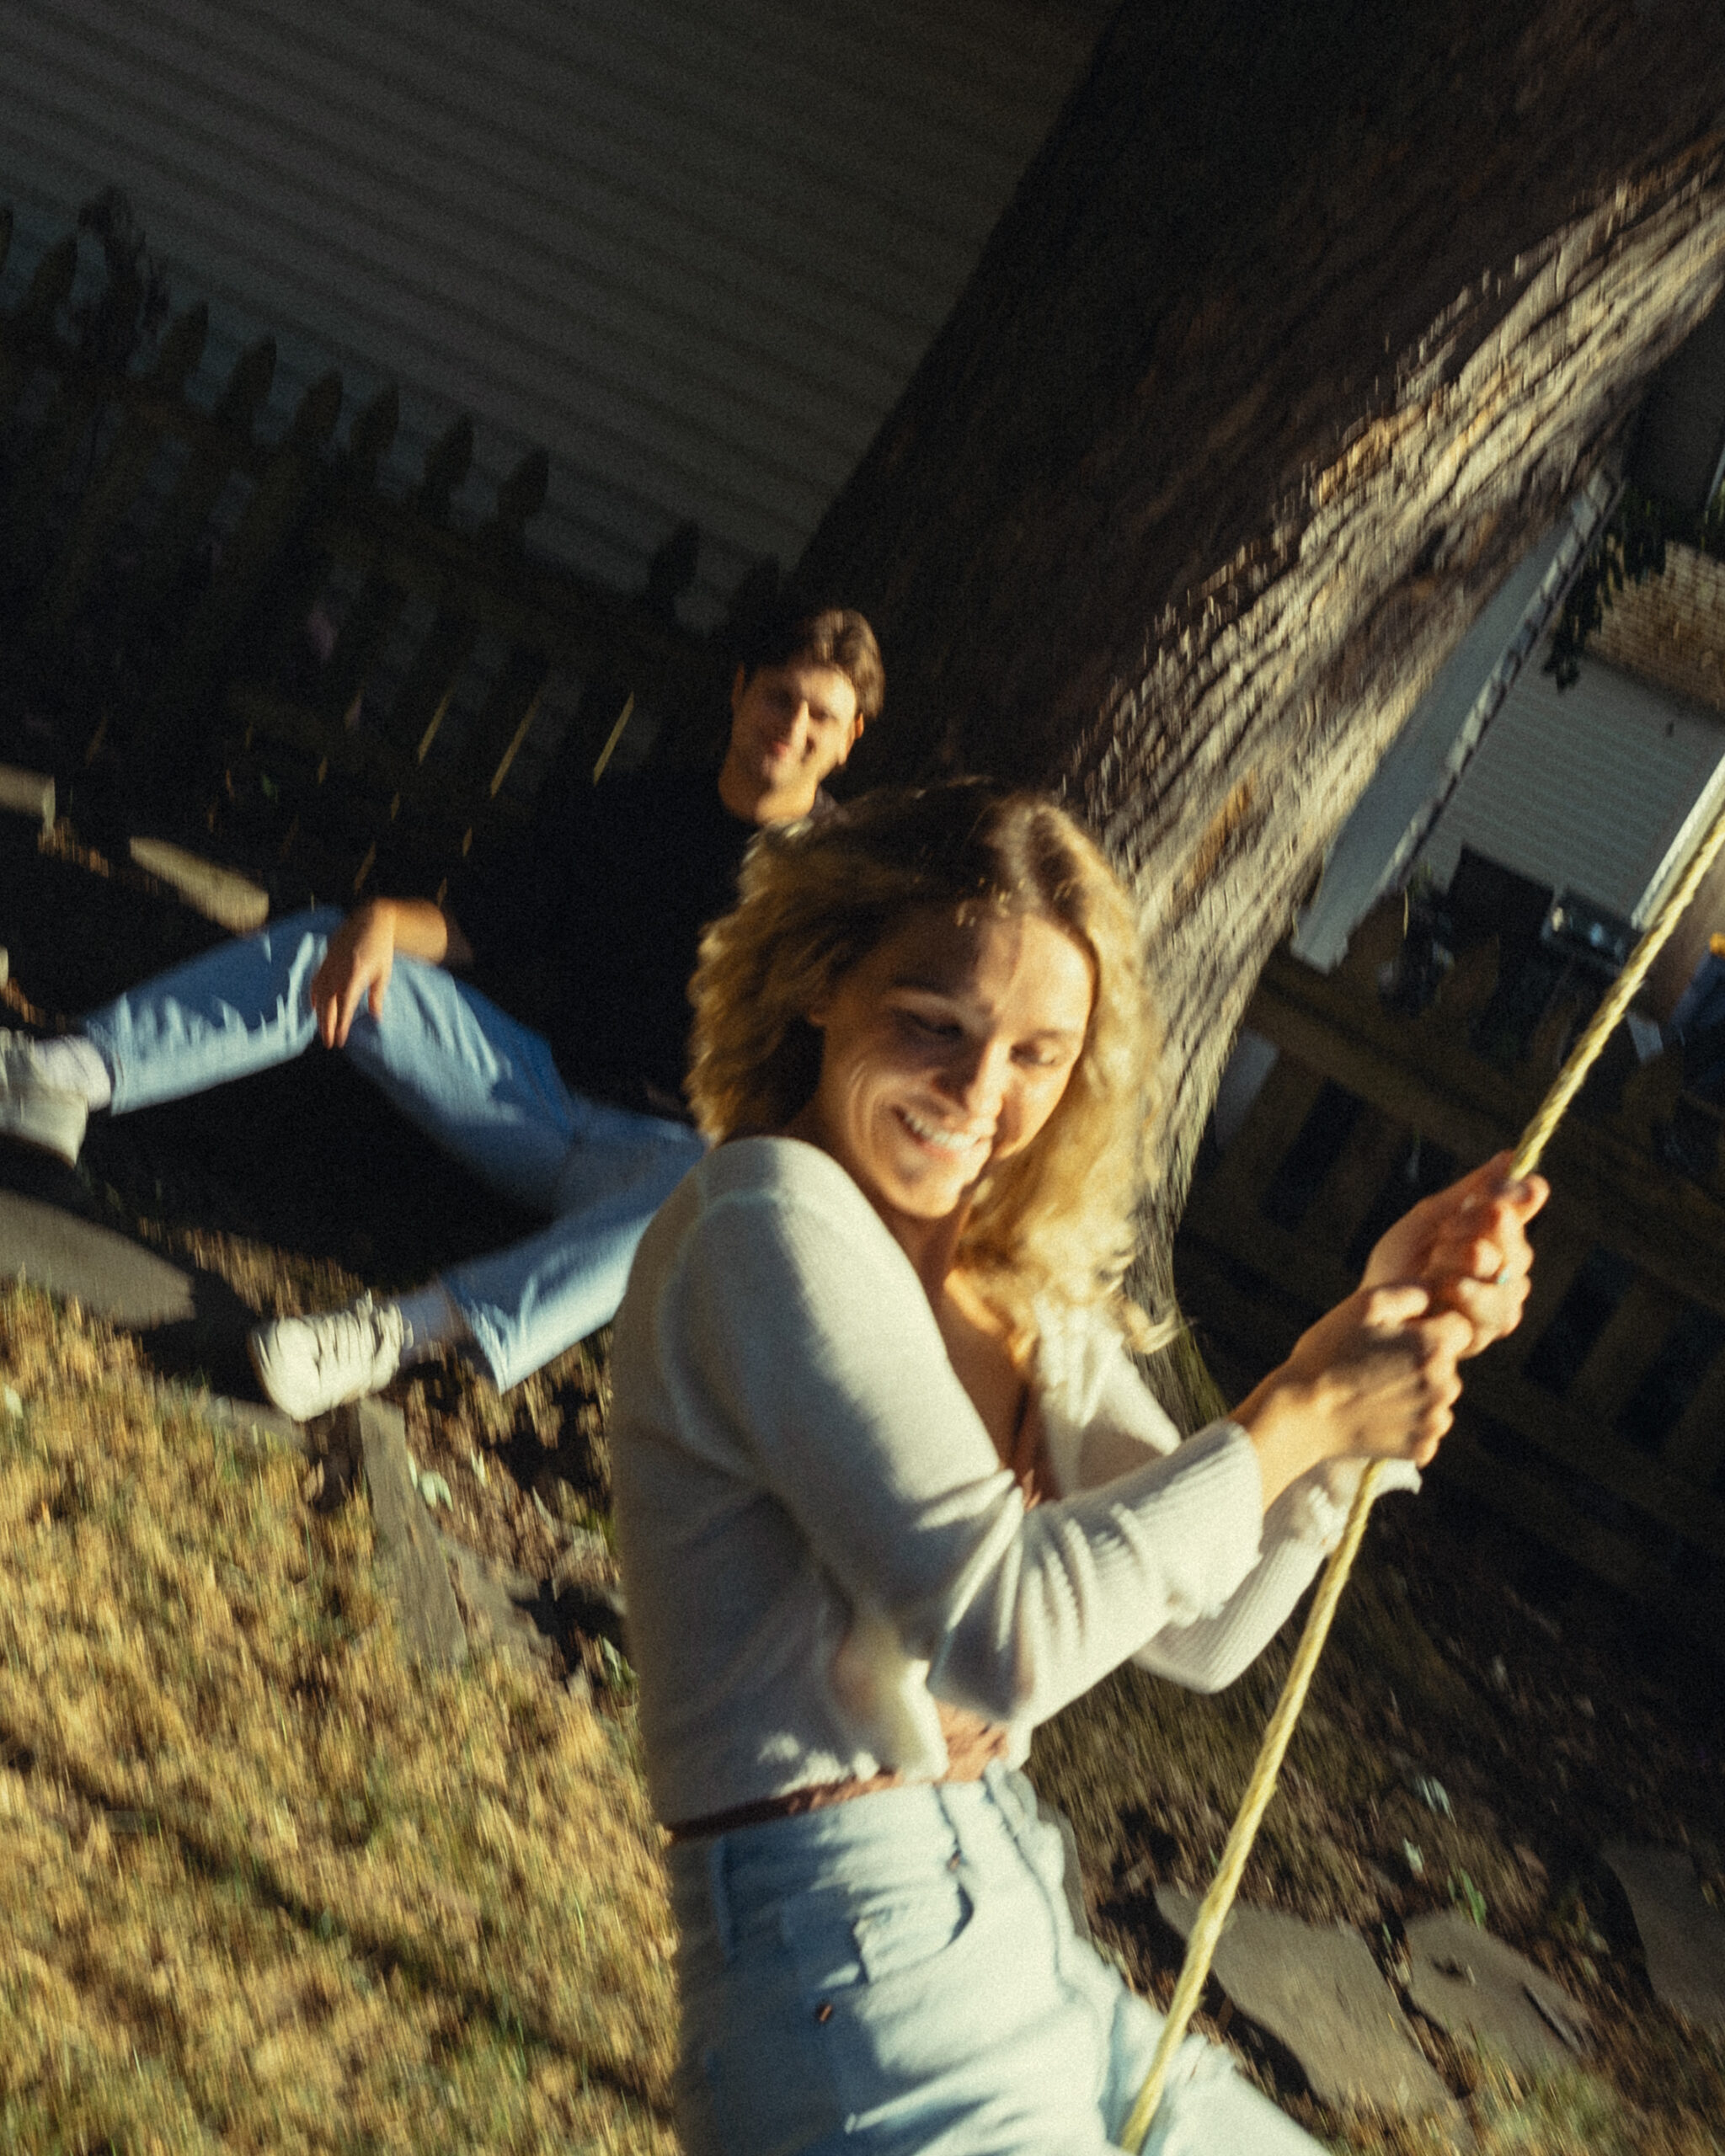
[
  {"xmin": 1504, "ymin": 803, "xmax": 1725, "ymax": 1179},
  {"xmin": 1119, "ymin": 793, "xmax": 1725, "ymax": 2152},
  {"xmin": 1114, "ymin": 1453, "xmax": 1388, "ymax": 2153}
]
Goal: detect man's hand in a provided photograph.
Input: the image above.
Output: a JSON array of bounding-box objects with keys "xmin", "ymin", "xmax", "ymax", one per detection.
[
  {"xmin": 310, "ymin": 902, "xmax": 399, "ymax": 1048},
  {"xmin": 309, "ymin": 898, "xmax": 467, "ymax": 1049},
  {"xmin": 1360, "ymin": 1151, "xmax": 1548, "ymax": 1358}
]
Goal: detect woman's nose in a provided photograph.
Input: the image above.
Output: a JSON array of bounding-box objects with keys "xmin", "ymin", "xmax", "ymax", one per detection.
[{"xmin": 941, "ymin": 1036, "xmax": 1010, "ymax": 1114}]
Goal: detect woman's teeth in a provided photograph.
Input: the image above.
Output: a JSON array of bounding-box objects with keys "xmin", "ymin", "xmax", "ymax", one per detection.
[{"xmin": 898, "ymin": 1108, "xmax": 989, "ymax": 1154}]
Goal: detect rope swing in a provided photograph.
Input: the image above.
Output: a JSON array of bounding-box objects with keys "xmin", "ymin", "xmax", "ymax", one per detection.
[{"xmin": 1119, "ymin": 792, "xmax": 1725, "ymax": 2152}]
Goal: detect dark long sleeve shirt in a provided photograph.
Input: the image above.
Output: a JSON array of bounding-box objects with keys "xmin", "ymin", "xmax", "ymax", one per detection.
[{"xmin": 446, "ymin": 768, "xmax": 757, "ymax": 1117}]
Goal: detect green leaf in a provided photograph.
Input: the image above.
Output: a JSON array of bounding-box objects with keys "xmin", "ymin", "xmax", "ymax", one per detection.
[{"xmin": 1449, "ymin": 1868, "xmax": 1488, "ymax": 1928}]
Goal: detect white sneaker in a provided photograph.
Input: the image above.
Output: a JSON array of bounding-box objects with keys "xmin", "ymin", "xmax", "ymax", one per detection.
[
  {"xmin": 248, "ymin": 1294, "xmax": 407, "ymax": 1421},
  {"xmin": 0, "ymin": 1038, "xmax": 87, "ymax": 1166}
]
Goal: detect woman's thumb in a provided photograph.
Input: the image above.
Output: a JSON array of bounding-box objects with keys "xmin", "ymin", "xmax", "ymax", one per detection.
[{"xmin": 1362, "ymin": 1283, "xmax": 1432, "ymax": 1327}]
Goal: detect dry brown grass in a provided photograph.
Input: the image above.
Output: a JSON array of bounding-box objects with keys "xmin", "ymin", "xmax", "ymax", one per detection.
[{"xmin": 0, "ymin": 1283, "xmax": 676, "ymax": 2154}]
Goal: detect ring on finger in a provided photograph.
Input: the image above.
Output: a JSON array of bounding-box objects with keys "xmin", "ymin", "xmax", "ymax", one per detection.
[{"xmin": 1493, "ymin": 1265, "xmax": 1512, "ymax": 1286}]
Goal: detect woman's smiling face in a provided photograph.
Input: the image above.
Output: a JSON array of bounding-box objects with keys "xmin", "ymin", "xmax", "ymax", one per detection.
[{"xmin": 798, "ymin": 905, "xmax": 1095, "ymax": 1234}]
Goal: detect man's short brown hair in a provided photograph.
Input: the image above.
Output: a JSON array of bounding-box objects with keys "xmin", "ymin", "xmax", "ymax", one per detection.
[{"xmin": 735, "ymin": 595, "xmax": 884, "ymax": 724}]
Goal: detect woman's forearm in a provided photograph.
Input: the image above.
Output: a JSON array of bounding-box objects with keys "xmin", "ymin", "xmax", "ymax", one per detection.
[{"xmin": 1231, "ymin": 1365, "xmax": 1327, "ymax": 1509}]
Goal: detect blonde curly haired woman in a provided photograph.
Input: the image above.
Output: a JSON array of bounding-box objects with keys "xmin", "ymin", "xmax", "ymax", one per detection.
[{"xmin": 611, "ymin": 781, "xmax": 1542, "ymax": 2155}]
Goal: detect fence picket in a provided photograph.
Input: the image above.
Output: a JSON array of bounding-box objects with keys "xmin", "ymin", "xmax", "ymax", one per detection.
[
  {"xmin": 299, "ymin": 408, "xmax": 462, "ymax": 739},
  {"xmin": 4, "ymin": 362, "xmax": 105, "ymax": 579},
  {"xmin": 253, "ymin": 382, "xmax": 402, "ymax": 689},
  {"xmin": 146, "ymin": 370, "xmax": 343, "ymax": 744},
  {"xmin": 125, "ymin": 338, "xmax": 275, "ymax": 636},
  {"xmin": 34, "ymin": 303, "xmax": 209, "ymax": 642},
  {"xmin": 456, "ymin": 642, "xmax": 551, "ymax": 809},
  {"xmin": 0, "ymin": 234, "xmax": 76, "ymax": 424},
  {"xmin": 383, "ymin": 448, "xmax": 547, "ymax": 765},
  {"xmin": 1, "ymin": 207, "xmax": 710, "ymax": 905}
]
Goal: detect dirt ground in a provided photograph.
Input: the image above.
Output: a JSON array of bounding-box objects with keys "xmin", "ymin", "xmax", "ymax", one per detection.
[{"xmin": 8, "ymin": 814, "xmax": 1725, "ymax": 2144}]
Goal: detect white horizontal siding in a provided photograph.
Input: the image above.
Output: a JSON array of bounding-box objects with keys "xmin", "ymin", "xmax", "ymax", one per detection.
[
  {"xmin": 0, "ymin": 0, "xmax": 1107, "ymax": 623},
  {"xmin": 1418, "ymin": 652, "xmax": 1725, "ymax": 926}
]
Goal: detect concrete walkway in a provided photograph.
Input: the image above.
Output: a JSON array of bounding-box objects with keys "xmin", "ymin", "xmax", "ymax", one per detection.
[{"xmin": 0, "ymin": 1184, "xmax": 197, "ymax": 1327}]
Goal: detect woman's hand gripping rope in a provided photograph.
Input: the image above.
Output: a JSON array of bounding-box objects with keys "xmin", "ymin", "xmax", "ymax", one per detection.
[
  {"xmin": 1117, "ymin": 1156, "xmax": 1545, "ymax": 2153},
  {"xmin": 1231, "ymin": 1156, "xmax": 1542, "ymax": 1508},
  {"xmin": 1122, "ymin": 767, "xmax": 1725, "ymax": 2151},
  {"xmin": 1362, "ymin": 1150, "xmax": 1547, "ymax": 1358}
]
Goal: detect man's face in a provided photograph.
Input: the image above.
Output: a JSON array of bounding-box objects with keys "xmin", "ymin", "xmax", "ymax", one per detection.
[{"xmin": 728, "ymin": 658, "xmax": 863, "ymax": 815}]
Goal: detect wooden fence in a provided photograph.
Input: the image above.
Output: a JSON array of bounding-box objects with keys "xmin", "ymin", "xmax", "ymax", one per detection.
[
  {"xmin": 0, "ymin": 205, "xmax": 746, "ymax": 903},
  {"xmin": 1178, "ymin": 900, "xmax": 1725, "ymax": 1647}
]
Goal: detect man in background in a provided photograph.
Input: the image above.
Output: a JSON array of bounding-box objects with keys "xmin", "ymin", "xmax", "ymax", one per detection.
[{"xmin": 0, "ymin": 599, "xmax": 882, "ymax": 1417}]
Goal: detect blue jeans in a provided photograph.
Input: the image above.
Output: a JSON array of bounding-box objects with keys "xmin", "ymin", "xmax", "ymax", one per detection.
[
  {"xmin": 81, "ymin": 909, "xmax": 707, "ymax": 1389},
  {"xmin": 670, "ymin": 1766, "xmax": 1320, "ymax": 2155}
]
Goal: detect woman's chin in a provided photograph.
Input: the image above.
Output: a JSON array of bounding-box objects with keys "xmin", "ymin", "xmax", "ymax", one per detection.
[{"xmin": 872, "ymin": 1155, "xmax": 987, "ymax": 1224}]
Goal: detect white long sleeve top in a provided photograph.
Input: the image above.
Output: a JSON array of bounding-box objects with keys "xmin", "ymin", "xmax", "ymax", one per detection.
[{"xmin": 611, "ymin": 1137, "xmax": 1407, "ymax": 1828}]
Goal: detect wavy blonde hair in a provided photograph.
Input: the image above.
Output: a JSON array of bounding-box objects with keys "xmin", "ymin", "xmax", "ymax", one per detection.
[{"xmin": 687, "ymin": 781, "xmax": 1167, "ymax": 1348}]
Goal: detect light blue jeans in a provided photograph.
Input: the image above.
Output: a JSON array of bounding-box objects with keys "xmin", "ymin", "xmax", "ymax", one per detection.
[
  {"xmin": 670, "ymin": 1765, "xmax": 1320, "ymax": 2155},
  {"xmin": 81, "ymin": 908, "xmax": 707, "ymax": 1389}
]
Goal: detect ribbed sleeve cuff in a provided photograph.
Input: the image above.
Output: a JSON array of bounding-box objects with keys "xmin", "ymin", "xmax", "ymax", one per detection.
[{"xmin": 1279, "ymin": 1456, "xmax": 1422, "ymax": 1552}]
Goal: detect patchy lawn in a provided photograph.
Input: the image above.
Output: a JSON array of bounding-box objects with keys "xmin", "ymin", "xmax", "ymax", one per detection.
[{"xmin": 0, "ymin": 1283, "xmax": 675, "ymax": 2155}]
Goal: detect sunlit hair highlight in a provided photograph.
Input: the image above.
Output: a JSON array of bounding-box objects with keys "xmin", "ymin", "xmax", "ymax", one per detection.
[{"xmin": 687, "ymin": 781, "xmax": 1168, "ymax": 1348}]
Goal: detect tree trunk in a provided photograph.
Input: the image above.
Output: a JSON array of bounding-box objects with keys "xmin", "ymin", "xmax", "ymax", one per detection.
[{"xmin": 798, "ymin": 0, "xmax": 1725, "ymax": 1321}]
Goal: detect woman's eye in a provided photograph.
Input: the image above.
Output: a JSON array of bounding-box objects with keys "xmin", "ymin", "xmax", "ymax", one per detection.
[{"xmin": 902, "ymin": 1010, "xmax": 959, "ymax": 1038}]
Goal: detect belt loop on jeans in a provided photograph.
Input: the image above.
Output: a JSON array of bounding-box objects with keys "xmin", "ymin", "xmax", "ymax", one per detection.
[{"xmin": 705, "ymin": 1833, "xmax": 736, "ymax": 1966}]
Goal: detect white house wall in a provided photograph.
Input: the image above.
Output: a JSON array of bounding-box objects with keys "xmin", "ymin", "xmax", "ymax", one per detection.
[
  {"xmin": 0, "ymin": 0, "xmax": 1106, "ymax": 624},
  {"xmin": 1418, "ymin": 651, "xmax": 1725, "ymax": 926},
  {"xmin": 1290, "ymin": 514, "xmax": 1572, "ymax": 972}
]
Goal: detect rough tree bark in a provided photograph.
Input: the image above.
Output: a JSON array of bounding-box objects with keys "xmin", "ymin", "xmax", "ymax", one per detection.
[{"xmin": 798, "ymin": 0, "xmax": 1725, "ymax": 1347}]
